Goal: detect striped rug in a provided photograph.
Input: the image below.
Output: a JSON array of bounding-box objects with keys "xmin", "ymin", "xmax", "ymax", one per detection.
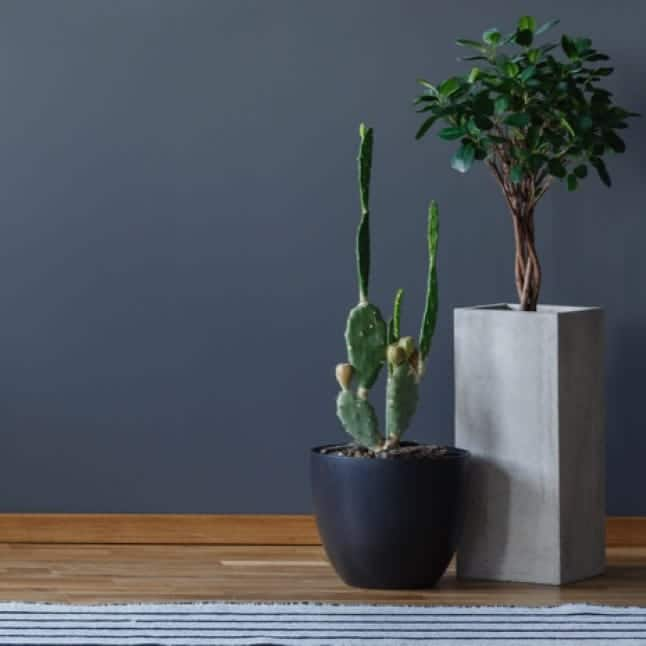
[{"xmin": 0, "ymin": 602, "xmax": 643, "ymax": 645}]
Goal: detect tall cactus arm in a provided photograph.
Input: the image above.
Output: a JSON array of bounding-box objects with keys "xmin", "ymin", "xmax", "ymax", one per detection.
[
  {"xmin": 336, "ymin": 389, "xmax": 383, "ymax": 450},
  {"xmin": 356, "ymin": 124, "xmax": 373, "ymax": 303},
  {"xmin": 387, "ymin": 318, "xmax": 395, "ymax": 345},
  {"xmin": 392, "ymin": 288, "xmax": 404, "ymax": 342},
  {"xmin": 345, "ymin": 302, "xmax": 387, "ymax": 390},
  {"xmin": 418, "ymin": 200, "xmax": 439, "ymax": 372}
]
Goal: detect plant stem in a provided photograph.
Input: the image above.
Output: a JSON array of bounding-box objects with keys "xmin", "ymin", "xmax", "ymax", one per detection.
[{"xmin": 487, "ymin": 158, "xmax": 542, "ymax": 311}]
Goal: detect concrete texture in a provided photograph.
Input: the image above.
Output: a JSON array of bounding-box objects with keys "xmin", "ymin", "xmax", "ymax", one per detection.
[{"xmin": 455, "ymin": 305, "xmax": 605, "ymax": 585}]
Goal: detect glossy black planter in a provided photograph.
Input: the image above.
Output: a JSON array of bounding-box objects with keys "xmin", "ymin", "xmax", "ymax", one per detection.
[{"xmin": 311, "ymin": 444, "xmax": 470, "ymax": 589}]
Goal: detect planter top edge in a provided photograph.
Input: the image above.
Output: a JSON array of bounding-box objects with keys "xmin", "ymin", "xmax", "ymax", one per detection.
[
  {"xmin": 311, "ymin": 444, "xmax": 470, "ymax": 462},
  {"xmin": 455, "ymin": 303, "xmax": 603, "ymax": 316}
]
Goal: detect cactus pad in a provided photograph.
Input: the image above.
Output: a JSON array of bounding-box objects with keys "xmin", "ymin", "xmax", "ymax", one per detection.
[
  {"xmin": 336, "ymin": 390, "xmax": 383, "ymax": 450},
  {"xmin": 345, "ymin": 302, "xmax": 387, "ymax": 390},
  {"xmin": 385, "ymin": 362, "xmax": 419, "ymax": 443}
]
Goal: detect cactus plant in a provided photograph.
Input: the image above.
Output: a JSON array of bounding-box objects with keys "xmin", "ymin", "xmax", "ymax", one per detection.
[{"xmin": 335, "ymin": 124, "xmax": 439, "ymax": 451}]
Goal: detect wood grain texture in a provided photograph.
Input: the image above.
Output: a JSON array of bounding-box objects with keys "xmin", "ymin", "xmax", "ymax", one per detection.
[
  {"xmin": 0, "ymin": 543, "xmax": 644, "ymax": 605},
  {"xmin": 0, "ymin": 514, "xmax": 640, "ymax": 546},
  {"xmin": 607, "ymin": 516, "xmax": 646, "ymax": 547},
  {"xmin": 0, "ymin": 514, "xmax": 320, "ymax": 545}
]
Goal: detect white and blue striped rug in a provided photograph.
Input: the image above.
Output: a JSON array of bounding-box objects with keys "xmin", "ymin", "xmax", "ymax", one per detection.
[{"xmin": 0, "ymin": 602, "xmax": 643, "ymax": 645}]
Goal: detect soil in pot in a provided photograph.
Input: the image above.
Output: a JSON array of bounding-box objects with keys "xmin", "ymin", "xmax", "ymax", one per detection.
[{"xmin": 318, "ymin": 442, "xmax": 452, "ymax": 460}]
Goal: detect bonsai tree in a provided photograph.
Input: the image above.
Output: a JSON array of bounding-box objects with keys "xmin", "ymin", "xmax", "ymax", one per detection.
[
  {"xmin": 335, "ymin": 124, "xmax": 439, "ymax": 452},
  {"xmin": 414, "ymin": 16, "xmax": 638, "ymax": 311}
]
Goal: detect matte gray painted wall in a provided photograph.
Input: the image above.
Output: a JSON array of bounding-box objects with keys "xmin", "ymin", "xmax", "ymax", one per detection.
[{"xmin": 0, "ymin": 1, "xmax": 643, "ymax": 513}]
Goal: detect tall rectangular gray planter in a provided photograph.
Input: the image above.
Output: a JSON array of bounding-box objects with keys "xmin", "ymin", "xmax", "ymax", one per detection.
[{"xmin": 455, "ymin": 304, "xmax": 605, "ymax": 585}]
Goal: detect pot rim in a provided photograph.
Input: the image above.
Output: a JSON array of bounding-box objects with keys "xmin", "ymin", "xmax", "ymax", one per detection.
[{"xmin": 311, "ymin": 442, "xmax": 470, "ymax": 461}]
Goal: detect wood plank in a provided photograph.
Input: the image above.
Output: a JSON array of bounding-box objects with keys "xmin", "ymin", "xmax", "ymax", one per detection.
[
  {"xmin": 0, "ymin": 514, "xmax": 320, "ymax": 545},
  {"xmin": 0, "ymin": 543, "xmax": 643, "ymax": 605},
  {"xmin": 0, "ymin": 514, "xmax": 640, "ymax": 546},
  {"xmin": 607, "ymin": 516, "xmax": 646, "ymax": 547}
]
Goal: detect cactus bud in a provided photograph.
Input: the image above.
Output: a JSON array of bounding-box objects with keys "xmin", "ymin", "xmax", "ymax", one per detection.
[
  {"xmin": 335, "ymin": 363, "xmax": 354, "ymax": 390},
  {"xmin": 387, "ymin": 344, "xmax": 406, "ymax": 366},
  {"xmin": 398, "ymin": 336, "xmax": 416, "ymax": 358}
]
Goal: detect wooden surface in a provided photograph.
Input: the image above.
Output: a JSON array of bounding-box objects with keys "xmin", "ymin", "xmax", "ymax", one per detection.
[
  {"xmin": 0, "ymin": 543, "xmax": 644, "ymax": 605},
  {"xmin": 0, "ymin": 514, "xmax": 320, "ymax": 545},
  {"xmin": 607, "ymin": 516, "xmax": 646, "ymax": 546},
  {"xmin": 0, "ymin": 514, "xmax": 640, "ymax": 546}
]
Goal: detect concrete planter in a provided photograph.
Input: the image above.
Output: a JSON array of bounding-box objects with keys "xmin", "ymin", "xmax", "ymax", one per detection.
[{"xmin": 454, "ymin": 304, "xmax": 605, "ymax": 585}]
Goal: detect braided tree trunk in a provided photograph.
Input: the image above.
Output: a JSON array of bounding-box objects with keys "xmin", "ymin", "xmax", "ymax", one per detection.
[
  {"xmin": 510, "ymin": 201, "xmax": 541, "ymax": 312},
  {"xmin": 487, "ymin": 158, "xmax": 548, "ymax": 312}
]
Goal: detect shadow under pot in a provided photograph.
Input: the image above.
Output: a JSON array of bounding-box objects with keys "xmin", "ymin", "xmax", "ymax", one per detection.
[{"xmin": 310, "ymin": 443, "xmax": 470, "ymax": 589}]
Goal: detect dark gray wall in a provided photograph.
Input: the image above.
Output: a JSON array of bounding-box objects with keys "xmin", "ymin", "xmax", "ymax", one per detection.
[{"xmin": 0, "ymin": 1, "xmax": 643, "ymax": 513}]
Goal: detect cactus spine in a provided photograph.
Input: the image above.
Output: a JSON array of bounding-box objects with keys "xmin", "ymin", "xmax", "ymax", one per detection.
[{"xmin": 335, "ymin": 123, "xmax": 440, "ymax": 451}]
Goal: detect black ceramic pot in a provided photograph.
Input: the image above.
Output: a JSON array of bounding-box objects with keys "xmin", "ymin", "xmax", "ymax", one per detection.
[{"xmin": 311, "ymin": 443, "xmax": 470, "ymax": 589}]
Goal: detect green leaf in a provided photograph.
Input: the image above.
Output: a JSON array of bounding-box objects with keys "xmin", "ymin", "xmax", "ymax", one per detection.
[
  {"xmin": 560, "ymin": 117, "xmax": 576, "ymax": 138},
  {"xmin": 604, "ymin": 130, "xmax": 626, "ymax": 153},
  {"xmin": 494, "ymin": 52, "xmax": 510, "ymax": 68},
  {"xmin": 415, "ymin": 115, "xmax": 438, "ymax": 140},
  {"xmin": 519, "ymin": 65, "xmax": 536, "ymax": 82},
  {"xmin": 468, "ymin": 67, "xmax": 480, "ymax": 83},
  {"xmin": 417, "ymin": 79, "xmax": 439, "ymax": 97},
  {"xmin": 567, "ymin": 174, "xmax": 578, "ymax": 191},
  {"xmin": 526, "ymin": 125, "xmax": 540, "ymax": 149},
  {"xmin": 527, "ymin": 48, "xmax": 541, "ymax": 64},
  {"xmin": 414, "ymin": 94, "xmax": 436, "ymax": 104},
  {"xmin": 574, "ymin": 164, "xmax": 588, "ymax": 179},
  {"xmin": 529, "ymin": 153, "xmax": 547, "ymax": 172},
  {"xmin": 474, "ymin": 114, "xmax": 493, "ymax": 130},
  {"xmin": 577, "ymin": 115, "xmax": 593, "ymax": 131},
  {"xmin": 474, "ymin": 93, "xmax": 495, "ymax": 116},
  {"xmin": 515, "ymin": 29, "xmax": 533, "ymax": 47},
  {"xmin": 494, "ymin": 96, "xmax": 509, "ymax": 114},
  {"xmin": 483, "ymin": 28, "xmax": 501, "ymax": 45},
  {"xmin": 561, "ymin": 34, "xmax": 578, "ymax": 58},
  {"xmin": 518, "ymin": 16, "xmax": 537, "ymax": 32},
  {"xmin": 451, "ymin": 142, "xmax": 476, "ymax": 173},
  {"xmin": 504, "ymin": 112, "xmax": 531, "ymax": 128},
  {"xmin": 510, "ymin": 164, "xmax": 523, "ymax": 184},
  {"xmin": 535, "ymin": 18, "xmax": 560, "ymax": 36},
  {"xmin": 585, "ymin": 52, "xmax": 610, "ymax": 62},
  {"xmin": 439, "ymin": 126, "xmax": 466, "ymax": 140},
  {"xmin": 575, "ymin": 37, "xmax": 592, "ymax": 54},
  {"xmin": 548, "ymin": 159, "xmax": 567, "ymax": 178},
  {"xmin": 504, "ymin": 61, "xmax": 520, "ymax": 77},
  {"xmin": 591, "ymin": 143, "xmax": 605, "ymax": 156},
  {"xmin": 438, "ymin": 77, "xmax": 461, "ymax": 97},
  {"xmin": 590, "ymin": 157, "xmax": 611, "ymax": 187},
  {"xmin": 456, "ymin": 38, "xmax": 488, "ymax": 52},
  {"xmin": 466, "ymin": 117, "xmax": 480, "ymax": 136}
]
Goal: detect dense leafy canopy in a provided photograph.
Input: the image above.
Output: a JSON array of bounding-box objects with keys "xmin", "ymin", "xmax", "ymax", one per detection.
[{"xmin": 414, "ymin": 16, "xmax": 638, "ymax": 191}]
